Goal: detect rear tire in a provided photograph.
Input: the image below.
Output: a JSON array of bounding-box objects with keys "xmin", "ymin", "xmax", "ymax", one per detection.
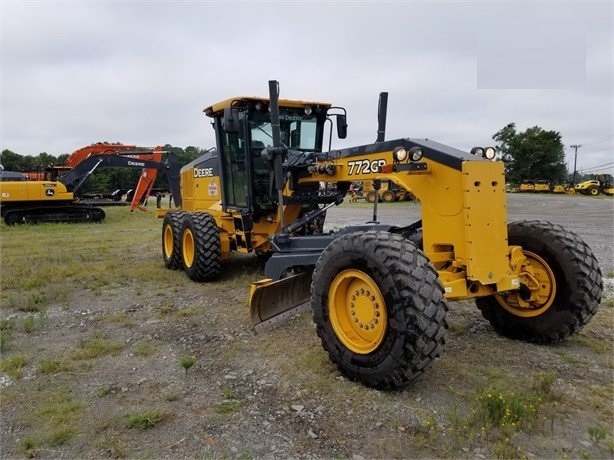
[
  {"xmin": 311, "ymin": 231, "xmax": 448, "ymax": 389},
  {"xmin": 476, "ymin": 221, "xmax": 602, "ymax": 343},
  {"xmin": 365, "ymin": 191, "xmax": 377, "ymax": 203},
  {"xmin": 181, "ymin": 212, "xmax": 222, "ymax": 281},
  {"xmin": 162, "ymin": 210, "xmax": 186, "ymax": 269},
  {"xmin": 589, "ymin": 186, "xmax": 599, "ymax": 196}
]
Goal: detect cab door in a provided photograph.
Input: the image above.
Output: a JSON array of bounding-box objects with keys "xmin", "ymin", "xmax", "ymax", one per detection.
[{"xmin": 219, "ymin": 114, "xmax": 250, "ymax": 210}]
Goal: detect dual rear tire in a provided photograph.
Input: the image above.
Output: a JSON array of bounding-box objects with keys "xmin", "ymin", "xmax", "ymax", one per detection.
[{"xmin": 162, "ymin": 211, "xmax": 221, "ymax": 281}]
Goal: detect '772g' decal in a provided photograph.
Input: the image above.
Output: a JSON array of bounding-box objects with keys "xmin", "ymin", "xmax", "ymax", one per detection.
[{"xmin": 347, "ymin": 159, "xmax": 387, "ymax": 175}]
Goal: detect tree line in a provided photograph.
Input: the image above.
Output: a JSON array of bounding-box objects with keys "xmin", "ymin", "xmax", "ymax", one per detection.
[{"xmin": 1, "ymin": 126, "xmax": 610, "ymax": 191}]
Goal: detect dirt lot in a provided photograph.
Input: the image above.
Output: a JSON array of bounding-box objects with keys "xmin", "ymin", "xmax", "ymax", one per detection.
[{"xmin": 1, "ymin": 194, "xmax": 613, "ymax": 459}]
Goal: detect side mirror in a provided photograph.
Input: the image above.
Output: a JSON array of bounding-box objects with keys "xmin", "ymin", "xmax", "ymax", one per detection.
[
  {"xmin": 336, "ymin": 114, "xmax": 348, "ymax": 139},
  {"xmin": 223, "ymin": 107, "xmax": 239, "ymax": 133}
]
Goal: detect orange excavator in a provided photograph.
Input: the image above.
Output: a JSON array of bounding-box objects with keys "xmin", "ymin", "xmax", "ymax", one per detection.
[
  {"xmin": 22, "ymin": 142, "xmax": 165, "ymax": 211},
  {"xmin": 1, "ymin": 144, "xmax": 181, "ymax": 225},
  {"xmin": 58, "ymin": 142, "xmax": 164, "ymax": 211}
]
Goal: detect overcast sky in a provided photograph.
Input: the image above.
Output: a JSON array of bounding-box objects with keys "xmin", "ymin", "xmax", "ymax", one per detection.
[{"xmin": 1, "ymin": 1, "xmax": 612, "ymax": 174}]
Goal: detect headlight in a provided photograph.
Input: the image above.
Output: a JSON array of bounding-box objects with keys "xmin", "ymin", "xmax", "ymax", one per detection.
[
  {"xmin": 483, "ymin": 146, "xmax": 496, "ymax": 160},
  {"xmin": 393, "ymin": 146, "xmax": 408, "ymax": 162},
  {"xmin": 470, "ymin": 147, "xmax": 484, "ymax": 156},
  {"xmin": 409, "ymin": 146, "xmax": 423, "ymax": 162},
  {"xmin": 304, "ymin": 106, "xmax": 312, "ymax": 116}
]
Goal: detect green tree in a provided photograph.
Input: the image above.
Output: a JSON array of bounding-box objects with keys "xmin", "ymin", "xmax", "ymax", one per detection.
[
  {"xmin": 1, "ymin": 149, "xmax": 23, "ymax": 170},
  {"xmin": 492, "ymin": 123, "xmax": 568, "ymax": 184}
]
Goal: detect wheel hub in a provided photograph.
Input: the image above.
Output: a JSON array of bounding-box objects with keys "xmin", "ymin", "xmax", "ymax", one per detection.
[
  {"xmin": 496, "ymin": 250, "xmax": 556, "ymax": 317},
  {"xmin": 328, "ymin": 269, "xmax": 387, "ymax": 354}
]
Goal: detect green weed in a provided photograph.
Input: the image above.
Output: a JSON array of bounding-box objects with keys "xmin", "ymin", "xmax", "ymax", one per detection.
[
  {"xmin": 222, "ymin": 385, "xmax": 235, "ymax": 400},
  {"xmin": 38, "ymin": 358, "xmax": 72, "ymax": 375},
  {"xmin": 216, "ymin": 400, "xmax": 242, "ymax": 414},
  {"xmin": 22, "ymin": 316, "xmax": 36, "ymax": 333},
  {"xmin": 71, "ymin": 336, "xmax": 124, "ymax": 360},
  {"xmin": 588, "ymin": 425, "xmax": 607, "ymax": 445},
  {"xmin": 20, "ymin": 435, "xmax": 40, "ymax": 458},
  {"xmin": 34, "ymin": 390, "xmax": 85, "ymax": 426},
  {"xmin": 133, "ymin": 340, "xmax": 156, "ymax": 356},
  {"xmin": 476, "ymin": 387, "xmax": 540, "ymax": 431},
  {"xmin": 0, "ymin": 319, "xmax": 13, "ymax": 351},
  {"xmin": 102, "ymin": 311, "xmax": 135, "ymax": 328},
  {"xmin": 179, "ymin": 356, "xmax": 196, "ymax": 375},
  {"xmin": 126, "ymin": 409, "xmax": 165, "ymax": 429},
  {"xmin": 156, "ymin": 299, "xmax": 176, "ymax": 316},
  {"xmin": 48, "ymin": 427, "xmax": 74, "ymax": 446},
  {"xmin": 0, "ymin": 353, "xmax": 28, "ymax": 379}
]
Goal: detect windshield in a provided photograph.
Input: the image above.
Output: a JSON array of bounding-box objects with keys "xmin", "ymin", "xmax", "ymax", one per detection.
[{"xmin": 249, "ymin": 110, "xmax": 319, "ymax": 151}]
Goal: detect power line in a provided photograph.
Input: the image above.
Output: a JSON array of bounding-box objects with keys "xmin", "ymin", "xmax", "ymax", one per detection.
[{"xmin": 580, "ymin": 134, "xmax": 613, "ymax": 147}]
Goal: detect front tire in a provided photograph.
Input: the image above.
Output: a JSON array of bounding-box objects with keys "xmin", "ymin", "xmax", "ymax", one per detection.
[
  {"xmin": 476, "ymin": 221, "xmax": 602, "ymax": 343},
  {"xmin": 181, "ymin": 212, "xmax": 222, "ymax": 282},
  {"xmin": 311, "ymin": 231, "xmax": 448, "ymax": 389}
]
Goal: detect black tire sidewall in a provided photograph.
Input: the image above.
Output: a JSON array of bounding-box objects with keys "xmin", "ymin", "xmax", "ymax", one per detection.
[
  {"xmin": 162, "ymin": 211, "xmax": 185, "ymax": 269},
  {"xmin": 312, "ymin": 231, "xmax": 447, "ymax": 388},
  {"xmin": 477, "ymin": 221, "xmax": 601, "ymax": 342},
  {"xmin": 181, "ymin": 212, "xmax": 221, "ymax": 282}
]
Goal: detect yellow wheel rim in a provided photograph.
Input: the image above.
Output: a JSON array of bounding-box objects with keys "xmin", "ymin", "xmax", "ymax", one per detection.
[
  {"xmin": 163, "ymin": 224, "xmax": 174, "ymax": 259},
  {"xmin": 328, "ymin": 269, "xmax": 387, "ymax": 354},
  {"xmin": 496, "ymin": 251, "xmax": 556, "ymax": 317},
  {"xmin": 182, "ymin": 228, "xmax": 195, "ymax": 268}
]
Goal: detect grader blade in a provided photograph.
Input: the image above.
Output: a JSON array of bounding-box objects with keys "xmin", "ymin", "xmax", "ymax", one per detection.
[{"xmin": 249, "ymin": 271, "xmax": 313, "ymax": 333}]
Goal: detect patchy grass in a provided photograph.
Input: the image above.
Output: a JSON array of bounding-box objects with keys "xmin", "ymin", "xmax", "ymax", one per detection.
[
  {"xmin": 20, "ymin": 389, "xmax": 87, "ymax": 450},
  {"xmin": 0, "ymin": 353, "xmax": 28, "ymax": 379},
  {"xmin": 133, "ymin": 340, "xmax": 157, "ymax": 357},
  {"xmin": 125, "ymin": 409, "xmax": 166, "ymax": 429},
  {"xmin": 0, "ymin": 319, "xmax": 13, "ymax": 351},
  {"xmin": 446, "ymin": 369, "xmax": 560, "ymax": 457},
  {"xmin": 71, "ymin": 336, "xmax": 124, "ymax": 360},
  {"xmin": 0, "ymin": 207, "xmax": 178, "ymax": 312},
  {"xmin": 38, "ymin": 357, "xmax": 73, "ymax": 375}
]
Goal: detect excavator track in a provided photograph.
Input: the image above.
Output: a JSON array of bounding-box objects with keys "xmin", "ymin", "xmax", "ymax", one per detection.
[{"xmin": 2, "ymin": 205, "xmax": 105, "ymax": 225}]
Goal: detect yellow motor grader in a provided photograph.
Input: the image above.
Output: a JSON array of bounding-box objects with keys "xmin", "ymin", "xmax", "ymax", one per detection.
[{"xmin": 161, "ymin": 81, "xmax": 603, "ymax": 389}]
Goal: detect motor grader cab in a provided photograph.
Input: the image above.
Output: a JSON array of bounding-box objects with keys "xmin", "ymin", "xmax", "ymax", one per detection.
[
  {"xmin": 164, "ymin": 81, "xmax": 603, "ymax": 390},
  {"xmin": 160, "ymin": 90, "xmax": 349, "ymax": 279}
]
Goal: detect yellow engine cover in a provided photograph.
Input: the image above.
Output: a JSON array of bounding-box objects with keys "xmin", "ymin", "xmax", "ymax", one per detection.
[{"xmin": 0, "ymin": 181, "xmax": 74, "ymax": 203}]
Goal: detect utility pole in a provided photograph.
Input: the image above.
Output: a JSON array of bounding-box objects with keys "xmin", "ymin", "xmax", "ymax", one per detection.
[{"xmin": 570, "ymin": 144, "xmax": 581, "ymax": 185}]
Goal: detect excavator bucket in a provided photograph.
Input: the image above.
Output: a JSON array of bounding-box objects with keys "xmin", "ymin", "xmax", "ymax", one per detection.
[{"xmin": 249, "ymin": 271, "xmax": 313, "ymax": 333}]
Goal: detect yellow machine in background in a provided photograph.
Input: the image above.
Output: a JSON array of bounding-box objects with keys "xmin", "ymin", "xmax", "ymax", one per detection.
[
  {"xmin": 160, "ymin": 81, "xmax": 603, "ymax": 389},
  {"xmin": 352, "ymin": 180, "xmax": 415, "ymax": 203},
  {"xmin": 517, "ymin": 179, "xmax": 551, "ymax": 193},
  {"xmin": 574, "ymin": 178, "xmax": 614, "ymax": 196}
]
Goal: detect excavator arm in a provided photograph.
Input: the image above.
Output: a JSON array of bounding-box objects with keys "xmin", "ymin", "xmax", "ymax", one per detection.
[{"xmin": 59, "ymin": 150, "xmax": 182, "ymax": 208}]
